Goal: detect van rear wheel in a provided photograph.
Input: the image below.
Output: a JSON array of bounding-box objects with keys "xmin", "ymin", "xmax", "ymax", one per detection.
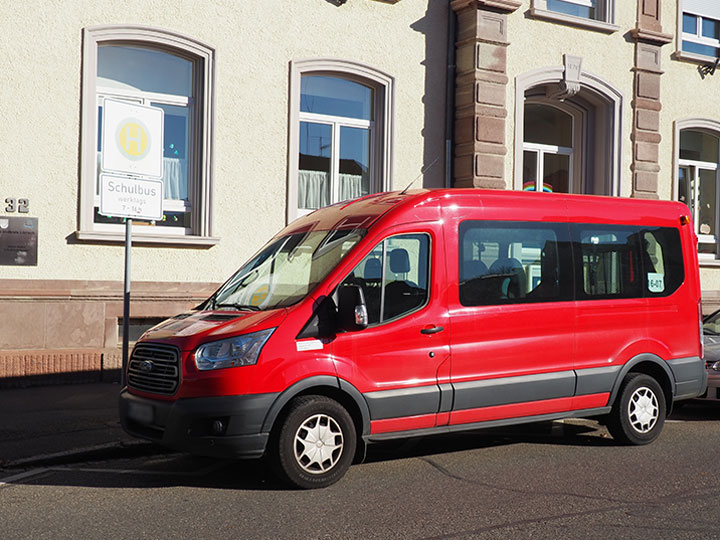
[
  {"xmin": 271, "ymin": 395, "xmax": 356, "ymax": 489},
  {"xmin": 607, "ymin": 373, "xmax": 666, "ymax": 445}
]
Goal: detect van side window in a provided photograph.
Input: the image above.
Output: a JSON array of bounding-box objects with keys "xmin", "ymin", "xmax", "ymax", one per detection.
[
  {"xmin": 575, "ymin": 226, "xmax": 642, "ymax": 299},
  {"xmin": 342, "ymin": 233, "xmax": 430, "ymax": 324},
  {"xmin": 459, "ymin": 221, "xmax": 571, "ymax": 306},
  {"xmin": 641, "ymin": 227, "xmax": 684, "ymax": 296},
  {"xmin": 572, "ymin": 225, "xmax": 684, "ymax": 299}
]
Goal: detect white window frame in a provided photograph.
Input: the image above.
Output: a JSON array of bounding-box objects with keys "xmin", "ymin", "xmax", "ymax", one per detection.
[
  {"xmin": 288, "ymin": 59, "xmax": 394, "ymax": 224},
  {"xmin": 678, "ymin": 159, "xmax": 719, "ymax": 248},
  {"xmin": 523, "ymin": 143, "xmax": 574, "ymax": 193},
  {"xmin": 297, "ymin": 110, "xmax": 374, "ymax": 219},
  {"xmin": 530, "ymin": 0, "xmax": 618, "ymax": 33},
  {"xmin": 78, "ymin": 25, "xmax": 217, "ymax": 246},
  {"xmin": 681, "ymin": 12, "xmax": 720, "ymax": 57},
  {"xmin": 674, "ymin": 120, "xmax": 720, "ymax": 261}
]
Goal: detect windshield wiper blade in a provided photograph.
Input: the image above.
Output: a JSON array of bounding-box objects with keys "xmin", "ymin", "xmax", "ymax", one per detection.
[{"xmin": 216, "ymin": 303, "xmax": 262, "ymax": 311}]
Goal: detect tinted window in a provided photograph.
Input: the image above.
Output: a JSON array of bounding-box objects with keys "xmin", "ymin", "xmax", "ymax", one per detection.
[
  {"xmin": 459, "ymin": 221, "xmax": 572, "ymax": 306},
  {"xmin": 571, "ymin": 224, "xmax": 684, "ymax": 300}
]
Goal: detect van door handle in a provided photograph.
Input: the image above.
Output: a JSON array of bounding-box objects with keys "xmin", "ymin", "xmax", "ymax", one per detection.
[{"xmin": 420, "ymin": 325, "xmax": 444, "ymax": 335}]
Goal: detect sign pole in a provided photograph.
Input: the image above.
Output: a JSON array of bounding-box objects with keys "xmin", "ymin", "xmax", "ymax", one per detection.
[{"xmin": 121, "ymin": 218, "xmax": 132, "ymax": 387}]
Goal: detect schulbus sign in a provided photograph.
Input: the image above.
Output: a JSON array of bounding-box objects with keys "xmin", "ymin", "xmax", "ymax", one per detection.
[{"xmin": 99, "ymin": 174, "xmax": 164, "ymax": 221}]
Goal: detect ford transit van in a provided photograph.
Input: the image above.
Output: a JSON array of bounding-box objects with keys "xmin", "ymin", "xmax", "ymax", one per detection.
[{"xmin": 119, "ymin": 189, "xmax": 707, "ymax": 489}]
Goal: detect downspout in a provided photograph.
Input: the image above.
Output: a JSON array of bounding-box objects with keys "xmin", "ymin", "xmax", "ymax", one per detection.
[{"xmin": 444, "ymin": 0, "xmax": 457, "ymax": 189}]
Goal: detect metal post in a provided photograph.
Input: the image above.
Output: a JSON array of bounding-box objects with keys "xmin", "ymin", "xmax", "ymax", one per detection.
[{"xmin": 121, "ymin": 218, "xmax": 132, "ymax": 387}]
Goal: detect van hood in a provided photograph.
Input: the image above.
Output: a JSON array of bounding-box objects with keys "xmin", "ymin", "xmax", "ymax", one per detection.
[{"xmin": 139, "ymin": 309, "xmax": 287, "ymax": 350}]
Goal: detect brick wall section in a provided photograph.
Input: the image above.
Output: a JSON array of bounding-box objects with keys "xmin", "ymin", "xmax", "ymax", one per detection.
[
  {"xmin": 0, "ymin": 350, "xmax": 102, "ymax": 387},
  {"xmin": 630, "ymin": 0, "xmax": 672, "ymax": 199},
  {"xmin": 451, "ymin": 0, "xmax": 521, "ymax": 189},
  {"xmin": 0, "ymin": 279, "xmax": 218, "ymax": 387}
]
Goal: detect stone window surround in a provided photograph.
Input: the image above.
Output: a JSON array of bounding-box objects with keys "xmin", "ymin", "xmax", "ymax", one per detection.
[
  {"xmin": 514, "ymin": 64, "xmax": 624, "ymax": 197},
  {"xmin": 673, "ymin": 118, "xmax": 720, "ymax": 266},
  {"xmin": 77, "ymin": 25, "xmax": 218, "ymax": 247},
  {"xmin": 286, "ymin": 58, "xmax": 395, "ymax": 224},
  {"xmin": 529, "ymin": 0, "xmax": 619, "ymax": 34}
]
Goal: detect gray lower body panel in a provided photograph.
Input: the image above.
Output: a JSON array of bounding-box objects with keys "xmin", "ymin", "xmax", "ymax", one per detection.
[
  {"xmin": 119, "ymin": 389, "xmax": 279, "ymax": 459},
  {"xmin": 668, "ymin": 356, "xmax": 707, "ymax": 400}
]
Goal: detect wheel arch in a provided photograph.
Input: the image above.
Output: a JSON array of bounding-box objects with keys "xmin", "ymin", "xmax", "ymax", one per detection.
[
  {"xmin": 609, "ymin": 353, "xmax": 675, "ymax": 415},
  {"xmin": 261, "ymin": 376, "xmax": 371, "ymax": 460}
]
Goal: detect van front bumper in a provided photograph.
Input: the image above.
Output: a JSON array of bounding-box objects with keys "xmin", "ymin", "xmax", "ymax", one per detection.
[{"xmin": 119, "ymin": 388, "xmax": 279, "ymax": 459}]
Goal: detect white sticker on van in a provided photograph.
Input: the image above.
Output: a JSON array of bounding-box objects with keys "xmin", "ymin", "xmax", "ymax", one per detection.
[
  {"xmin": 296, "ymin": 339, "xmax": 323, "ymax": 352},
  {"xmin": 648, "ymin": 272, "xmax": 665, "ymax": 293}
]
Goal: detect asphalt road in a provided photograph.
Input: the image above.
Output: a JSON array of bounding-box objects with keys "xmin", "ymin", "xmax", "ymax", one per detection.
[{"xmin": 2, "ymin": 404, "xmax": 719, "ymax": 540}]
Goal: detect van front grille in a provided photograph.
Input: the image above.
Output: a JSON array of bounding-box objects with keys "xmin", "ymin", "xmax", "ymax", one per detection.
[{"xmin": 128, "ymin": 343, "xmax": 180, "ymax": 395}]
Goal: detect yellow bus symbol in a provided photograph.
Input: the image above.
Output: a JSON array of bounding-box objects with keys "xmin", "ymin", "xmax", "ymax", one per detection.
[
  {"xmin": 250, "ymin": 285, "xmax": 269, "ymax": 306},
  {"xmin": 117, "ymin": 120, "xmax": 149, "ymax": 160}
]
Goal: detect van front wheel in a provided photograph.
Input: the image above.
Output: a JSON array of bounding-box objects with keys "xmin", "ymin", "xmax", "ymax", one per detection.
[
  {"xmin": 607, "ymin": 373, "xmax": 666, "ymax": 445},
  {"xmin": 271, "ymin": 395, "xmax": 356, "ymax": 489}
]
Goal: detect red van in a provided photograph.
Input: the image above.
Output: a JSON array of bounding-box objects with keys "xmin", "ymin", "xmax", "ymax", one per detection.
[{"xmin": 119, "ymin": 189, "xmax": 707, "ymax": 489}]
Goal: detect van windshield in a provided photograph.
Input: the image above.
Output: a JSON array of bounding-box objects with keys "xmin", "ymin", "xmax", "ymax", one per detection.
[{"xmin": 212, "ymin": 228, "xmax": 366, "ymax": 310}]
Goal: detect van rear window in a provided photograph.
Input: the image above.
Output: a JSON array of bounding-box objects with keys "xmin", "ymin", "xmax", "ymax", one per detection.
[
  {"xmin": 573, "ymin": 224, "xmax": 684, "ymax": 300},
  {"xmin": 458, "ymin": 221, "xmax": 684, "ymax": 306}
]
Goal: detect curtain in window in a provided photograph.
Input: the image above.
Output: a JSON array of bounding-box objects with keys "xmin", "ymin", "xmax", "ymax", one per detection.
[{"xmin": 298, "ymin": 170, "xmax": 364, "ymax": 209}]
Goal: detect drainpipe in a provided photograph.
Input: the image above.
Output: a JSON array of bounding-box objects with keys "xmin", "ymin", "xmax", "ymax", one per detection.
[{"xmin": 445, "ymin": 0, "xmax": 457, "ymax": 189}]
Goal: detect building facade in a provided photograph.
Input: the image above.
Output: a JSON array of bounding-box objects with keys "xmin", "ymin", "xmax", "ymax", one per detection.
[{"xmin": 1, "ymin": 0, "xmax": 719, "ymax": 386}]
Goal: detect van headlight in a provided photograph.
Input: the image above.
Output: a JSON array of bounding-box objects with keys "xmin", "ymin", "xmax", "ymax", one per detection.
[{"xmin": 194, "ymin": 328, "xmax": 275, "ymax": 371}]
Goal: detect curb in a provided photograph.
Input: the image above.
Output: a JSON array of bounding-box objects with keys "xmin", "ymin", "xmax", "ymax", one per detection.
[{"xmin": 1, "ymin": 440, "xmax": 163, "ymax": 469}]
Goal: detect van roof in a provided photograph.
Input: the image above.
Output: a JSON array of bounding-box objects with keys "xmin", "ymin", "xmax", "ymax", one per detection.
[{"xmin": 281, "ymin": 189, "xmax": 690, "ymax": 236}]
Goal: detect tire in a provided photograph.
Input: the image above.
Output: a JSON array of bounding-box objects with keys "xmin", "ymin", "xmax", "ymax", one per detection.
[
  {"xmin": 271, "ymin": 395, "xmax": 356, "ymax": 489},
  {"xmin": 607, "ymin": 373, "xmax": 666, "ymax": 445}
]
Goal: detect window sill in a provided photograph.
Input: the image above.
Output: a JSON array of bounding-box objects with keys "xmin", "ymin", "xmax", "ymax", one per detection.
[
  {"xmin": 699, "ymin": 257, "xmax": 720, "ymax": 268},
  {"xmin": 74, "ymin": 230, "xmax": 219, "ymax": 247},
  {"xmin": 673, "ymin": 50, "xmax": 720, "ymax": 65},
  {"xmin": 529, "ymin": 8, "xmax": 619, "ymax": 34}
]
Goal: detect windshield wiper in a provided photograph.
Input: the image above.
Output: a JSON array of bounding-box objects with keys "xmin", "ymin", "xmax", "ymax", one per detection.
[{"xmin": 216, "ymin": 303, "xmax": 262, "ymax": 312}]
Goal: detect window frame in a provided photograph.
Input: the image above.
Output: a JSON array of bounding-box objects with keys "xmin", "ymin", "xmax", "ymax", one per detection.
[
  {"xmin": 514, "ymin": 67, "xmax": 623, "ymax": 197},
  {"xmin": 529, "ymin": 0, "xmax": 618, "ymax": 33},
  {"xmin": 674, "ymin": 120, "xmax": 720, "ymax": 260},
  {"xmin": 78, "ymin": 25, "xmax": 217, "ymax": 246},
  {"xmin": 288, "ymin": 59, "xmax": 394, "ymax": 224},
  {"xmin": 340, "ymin": 232, "xmax": 431, "ymax": 326},
  {"xmin": 677, "ymin": 2, "xmax": 720, "ymax": 62},
  {"xmin": 522, "ymin": 100, "xmax": 583, "ymax": 194}
]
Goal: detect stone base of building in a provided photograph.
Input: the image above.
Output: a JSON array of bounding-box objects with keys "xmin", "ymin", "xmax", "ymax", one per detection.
[{"xmin": 0, "ymin": 279, "xmax": 218, "ymax": 388}]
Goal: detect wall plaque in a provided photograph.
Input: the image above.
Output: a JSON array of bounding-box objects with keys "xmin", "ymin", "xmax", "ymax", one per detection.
[{"xmin": 0, "ymin": 217, "xmax": 38, "ymax": 266}]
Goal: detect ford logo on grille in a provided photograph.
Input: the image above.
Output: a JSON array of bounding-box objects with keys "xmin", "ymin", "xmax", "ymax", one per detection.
[{"xmin": 138, "ymin": 360, "xmax": 154, "ymax": 373}]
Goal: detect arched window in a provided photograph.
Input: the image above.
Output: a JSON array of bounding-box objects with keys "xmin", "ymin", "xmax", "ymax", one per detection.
[
  {"xmin": 675, "ymin": 120, "xmax": 720, "ymax": 256},
  {"xmin": 79, "ymin": 26, "xmax": 216, "ymax": 245},
  {"xmin": 515, "ymin": 63, "xmax": 623, "ymax": 197},
  {"xmin": 288, "ymin": 59, "xmax": 394, "ymax": 222}
]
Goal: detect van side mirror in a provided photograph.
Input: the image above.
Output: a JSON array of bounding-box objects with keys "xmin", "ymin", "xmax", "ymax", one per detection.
[{"xmin": 338, "ymin": 285, "xmax": 368, "ymax": 331}]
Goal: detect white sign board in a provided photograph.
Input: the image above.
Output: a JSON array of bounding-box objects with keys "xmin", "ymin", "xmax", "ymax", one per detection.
[
  {"xmin": 99, "ymin": 174, "xmax": 164, "ymax": 221},
  {"xmin": 102, "ymin": 99, "xmax": 164, "ymax": 179}
]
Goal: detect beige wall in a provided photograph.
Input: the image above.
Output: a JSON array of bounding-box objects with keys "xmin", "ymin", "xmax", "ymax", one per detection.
[
  {"xmin": 0, "ymin": 0, "xmax": 448, "ymax": 284},
  {"xmin": 507, "ymin": 1, "xmax": 638, "ymax": 197}
]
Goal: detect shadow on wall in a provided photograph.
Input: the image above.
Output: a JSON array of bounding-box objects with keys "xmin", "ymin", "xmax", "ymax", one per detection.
[
  {"xmin": 410, "ymin": 1, "xmax": 450, "ymax": 189},
  {"xmin": 0, "ymin": 369, "xmax": 121, "ymax": 390},
  {"xmin": 0, "ymin": 349, "xmax": 123, "ymax": 389}
]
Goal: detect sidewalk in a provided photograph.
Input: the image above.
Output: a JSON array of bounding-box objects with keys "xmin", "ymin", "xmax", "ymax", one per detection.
[{"xmin": 0, "ymin": 382, "xmax": 141, "ymax": 467}]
